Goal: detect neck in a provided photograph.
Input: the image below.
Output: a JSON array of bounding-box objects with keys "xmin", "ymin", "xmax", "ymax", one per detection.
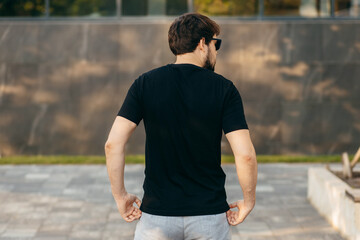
[{"xmin": 174, "ymin": 53, "xmax": 203, "ymax": 68}]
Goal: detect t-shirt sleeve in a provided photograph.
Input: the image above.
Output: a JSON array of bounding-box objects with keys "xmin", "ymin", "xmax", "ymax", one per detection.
[
  {"xmin": 117, "ymin": 76, "xmax": 143, "ymax": 126},
  {"xmin": 222, "ymin": 82, "xmax": 248, "ymax": 134}
]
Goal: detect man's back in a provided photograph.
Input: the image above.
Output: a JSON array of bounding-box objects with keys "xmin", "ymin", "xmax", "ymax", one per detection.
[
  {"xmin": 105, "ymin": 12, "xmax": 257, "ymax": 240},
  {"xmin": 117, "ymin": 63, "xmax": 248, "ymax": 216}
]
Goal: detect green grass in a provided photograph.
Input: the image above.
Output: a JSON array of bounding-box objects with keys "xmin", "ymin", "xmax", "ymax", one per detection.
[{"xmin": 0, "ymin": 154, "xmax": 344, "ymax": 164}]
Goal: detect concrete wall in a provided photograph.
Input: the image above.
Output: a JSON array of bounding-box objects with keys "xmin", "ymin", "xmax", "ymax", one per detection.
[
  {"xmin": 0, "ymin": 19, "xmax": 359, "ymax": 156},
  {"xmin": 308, "ymin": 167, "xmax": 360, "ymax": 240}
]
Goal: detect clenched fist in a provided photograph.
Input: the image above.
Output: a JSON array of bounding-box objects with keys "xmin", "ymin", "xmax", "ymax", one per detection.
[
  {"xmin": 115, "ymin": 192, "xmax": 142, "ymax": 222},
  {"xmin": 226, "ymin": 199, "xmax": 254, "ymax": 226}
]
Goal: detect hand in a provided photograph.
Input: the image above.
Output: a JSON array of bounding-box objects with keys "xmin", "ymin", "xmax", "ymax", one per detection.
[
  {"xmin": 115, "ymin": 192, "xmax": 142, "ymax": 222},
  {"xmin": 226, "ymin": 199, "xmax": 254, "ymax": 226}
]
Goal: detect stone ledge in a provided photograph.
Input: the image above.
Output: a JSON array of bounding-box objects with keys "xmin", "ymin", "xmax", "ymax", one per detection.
[{"xmin": 308, "ymin": 167, "xmax": 360, "ymax": 240}]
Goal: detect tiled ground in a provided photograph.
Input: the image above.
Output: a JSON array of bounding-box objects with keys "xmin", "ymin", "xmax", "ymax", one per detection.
[{"xmin": 0, "ymin": 163, "xmax": 348, "ymax": 240}]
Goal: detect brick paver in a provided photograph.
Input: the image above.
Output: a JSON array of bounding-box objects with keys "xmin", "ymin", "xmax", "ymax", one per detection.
[{"xmin": 0, "ymin": 163, "xmax": 347, "ymax": 240}]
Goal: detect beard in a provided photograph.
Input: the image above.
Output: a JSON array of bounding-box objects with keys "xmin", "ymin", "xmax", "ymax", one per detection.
[{"xmin": 203, "ymin": 49, "xmax": 215, "ymax": 71}]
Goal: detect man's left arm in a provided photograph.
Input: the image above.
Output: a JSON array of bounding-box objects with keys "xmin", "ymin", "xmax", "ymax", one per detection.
[{"xmin": 104, "ymin": 115, "xmax": 142, "ymax": 222}]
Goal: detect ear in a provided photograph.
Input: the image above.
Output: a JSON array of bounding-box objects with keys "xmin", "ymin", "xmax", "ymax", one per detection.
[{"xmin": 198, "ymin": 37, "xmax": 207, "ymax": 51}]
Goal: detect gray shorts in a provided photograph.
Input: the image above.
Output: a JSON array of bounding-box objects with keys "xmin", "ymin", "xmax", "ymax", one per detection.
[{"xmin": 134, "ymin": 211, "xmax": 231, "ymax": 240}]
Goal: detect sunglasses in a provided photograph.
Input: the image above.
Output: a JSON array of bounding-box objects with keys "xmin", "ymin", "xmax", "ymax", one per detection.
[{"xmin": 212, "ymin": 38, "xmax": 222, "ymax": 51}]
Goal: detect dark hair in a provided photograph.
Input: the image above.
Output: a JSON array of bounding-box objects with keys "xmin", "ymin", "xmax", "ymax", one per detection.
[{"xmin": 168, "ymin": 12, "xmax": 220, "ymax": 56}]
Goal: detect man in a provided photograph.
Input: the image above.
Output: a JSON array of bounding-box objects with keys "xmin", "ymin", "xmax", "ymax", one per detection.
[{"xmin": 105, "ymin": 12, "xmax": 257, "ymax": 240}]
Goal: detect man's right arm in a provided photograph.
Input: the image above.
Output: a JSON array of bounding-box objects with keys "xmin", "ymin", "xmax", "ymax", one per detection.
[{"xmin": 226, "ymin": 129, "xmax": 257, "ymax": 209}]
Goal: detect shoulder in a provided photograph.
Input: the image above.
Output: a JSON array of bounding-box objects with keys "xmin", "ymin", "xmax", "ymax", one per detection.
[
  {"xmin": 214, "ymin": 72, "xmax": 234, "ymax": 86},
  {"xmin": 208, "ymin": 71, "xmax": 236, "ymax": 91},
  {"xmin": 140, "ymin": 65, "xmax": 169, "ymax": 79},
  {"xmin": 137, "ymin": 65, "xmax": 235, "ymax": 87},
  {"xmin": 131, "ymin": 65, "xmax": 169, "ymax": 86}
]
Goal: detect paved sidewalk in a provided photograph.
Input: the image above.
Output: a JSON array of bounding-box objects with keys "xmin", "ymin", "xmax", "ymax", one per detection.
[{"xmin": 0, "ymin": 163, "xmax": 346, "ymax": 240}]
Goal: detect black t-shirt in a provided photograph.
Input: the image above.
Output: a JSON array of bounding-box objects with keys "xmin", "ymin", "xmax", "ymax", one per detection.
[{"xmin": 117, "ymin": 63, "xmax": 248, "ymax": 216}]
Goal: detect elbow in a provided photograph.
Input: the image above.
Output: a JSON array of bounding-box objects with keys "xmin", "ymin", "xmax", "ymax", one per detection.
[
  {"xmin": 244, "ymin": 154, "xmax": 256, "ymax": 163},
  {"xmin": 236, "ymin": 153, "xmax": 256, "ymax": 163},
  {"xmin": 104, "ymin": 141, "xmax": 125, "ymax": 154},
  {"xmin": 104, "ymin": 141, "xmax": 113, "ymax": 152}
]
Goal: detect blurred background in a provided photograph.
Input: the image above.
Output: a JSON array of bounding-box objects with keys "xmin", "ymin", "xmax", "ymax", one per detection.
[
  {"xmin": 0, "ymin": 0, "xmax": 359, "ymax": 17},
  {"xmin": 0, "ymin": 0, "xmax": 359, "ymax": 156}
]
